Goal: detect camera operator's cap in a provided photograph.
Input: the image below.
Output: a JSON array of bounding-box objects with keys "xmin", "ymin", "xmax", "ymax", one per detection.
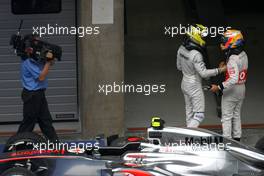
[{"xmin": 186, "ymin": 24, "xmax": 207, "ymax": 47}]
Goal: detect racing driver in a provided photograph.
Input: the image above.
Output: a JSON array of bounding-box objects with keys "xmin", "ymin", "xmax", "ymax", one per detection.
[
  {"xmin": 177, "ymin": 24, "xmax": 226, "ymax": 128},
  {"xmin": 211, "ymin": 29, "xmax": 248, "ymax": 141}
]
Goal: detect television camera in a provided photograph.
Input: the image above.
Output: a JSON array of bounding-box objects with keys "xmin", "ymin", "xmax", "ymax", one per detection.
[{"xmin": 10, "ymin": 20, "xmax": 62, "ymax": 62}]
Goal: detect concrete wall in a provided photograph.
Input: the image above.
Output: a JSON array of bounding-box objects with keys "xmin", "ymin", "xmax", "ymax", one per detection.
[
  {"xmin": 75, "ymin": 0, "xmax": 264, "ymax": 141},
  {"xmin": 78, "ymin": 0, "xmax": 124, "ymax": 138}
]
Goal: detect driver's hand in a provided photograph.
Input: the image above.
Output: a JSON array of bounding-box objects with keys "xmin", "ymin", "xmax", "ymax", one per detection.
[
  {"xmin": 210, "ymin": 84, "xmax": 220, "ymax": 93},
  {"xmin": 219, "ymin": 61, "xmax": 226, "ymax": 68},
  {"xmin": 218, "ymin": 61, "xmax": 227, "ymax": 73}
]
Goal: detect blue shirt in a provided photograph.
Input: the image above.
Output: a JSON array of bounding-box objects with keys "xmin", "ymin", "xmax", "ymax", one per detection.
[{"xmin": 21, "ymin": 58, "xmax": 48, "ymax": 90}]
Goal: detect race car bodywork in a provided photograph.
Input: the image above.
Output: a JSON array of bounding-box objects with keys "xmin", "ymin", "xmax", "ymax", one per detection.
[
  {"xmin": 0, "ymin": 126, "xmax": 264, "ymax": 176},
  {"xmin": 114, "ymin": 127, "xmax": 264, "ymax": 176},
  {"xmin": 0, "ymin": 152, "xmax": 112, "ymax": 176}
]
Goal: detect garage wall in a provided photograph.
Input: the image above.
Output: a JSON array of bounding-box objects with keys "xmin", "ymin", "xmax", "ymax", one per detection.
[
  {"xmin": 124, "ymin": 0, "xmax": 264, "ymax": 128},
  {"xmin": 125, "ymin": 0, "xmax": 188, "ymax": 128},
  {"xmin": 0, "ymin": 0, "xmax": 79, "ymax": 131}
]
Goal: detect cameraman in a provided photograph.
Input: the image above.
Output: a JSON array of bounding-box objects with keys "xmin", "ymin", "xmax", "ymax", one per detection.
[{"xmin": 17, "ymin": 36, "xmax": 58, "ymax": 142}]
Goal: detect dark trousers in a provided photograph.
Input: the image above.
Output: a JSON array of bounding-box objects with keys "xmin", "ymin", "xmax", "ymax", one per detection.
[{"xmin": 17, "ymin": 88, "xmax": 58, "ymax": 142}]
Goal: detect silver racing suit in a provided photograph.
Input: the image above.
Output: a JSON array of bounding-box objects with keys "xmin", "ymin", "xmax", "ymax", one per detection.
[
  {"xmin": 219, "ymin": 51, "xmax": 248, "ymax": 139},
  {"xmin": 177, "ymin": 45, "xmax": 220, "ymax": 127}
]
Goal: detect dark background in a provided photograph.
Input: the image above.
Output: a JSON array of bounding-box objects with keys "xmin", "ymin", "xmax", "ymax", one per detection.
[{"xmin": 124, "ymin": 0, "xmax": 264, "ymax": 128}]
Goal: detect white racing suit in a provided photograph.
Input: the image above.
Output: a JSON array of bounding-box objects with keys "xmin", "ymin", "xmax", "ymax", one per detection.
[
  {"xmin": 219, "ymin": 51, "xmax": 248, "ymax": 139},
  {"xmin": 177, "ymin": 45, "xmax": 220, "ymax": 127}
]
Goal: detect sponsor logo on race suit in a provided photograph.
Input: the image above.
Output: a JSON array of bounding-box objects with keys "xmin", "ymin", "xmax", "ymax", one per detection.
[{"xmin": 225, "ymin": 68, "xmax": 247, "ymax": 84}]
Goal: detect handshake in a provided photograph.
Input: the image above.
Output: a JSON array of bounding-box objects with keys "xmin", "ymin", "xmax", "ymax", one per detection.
[
  {"xmin": 217, "ymin": 61, "xmax": 227, "ymax": 74},
  {"xmin": 211, "ymin": 61, "xmax": 227, "ymax": 93}
]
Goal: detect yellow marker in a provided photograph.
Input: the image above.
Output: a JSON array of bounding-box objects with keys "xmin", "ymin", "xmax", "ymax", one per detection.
[{"xmin": 151, "ymin": 117, "xmax": 161, "ymax": 128}]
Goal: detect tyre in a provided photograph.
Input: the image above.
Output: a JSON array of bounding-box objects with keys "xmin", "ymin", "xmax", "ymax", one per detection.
[
  {"xmin": 255, "ymin": 136, "xmax": 264, "ymax": 152},
  {"xmin": 3, "ymin": 132, "xmax": 55, "ymax": 176},
  {"xmin": 1, "ymin": 167, "xmax": 36, "ymax": 176},
  {"xmin": 4, "ymin": 132, "xmax": 46, "ymax": 152}
]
